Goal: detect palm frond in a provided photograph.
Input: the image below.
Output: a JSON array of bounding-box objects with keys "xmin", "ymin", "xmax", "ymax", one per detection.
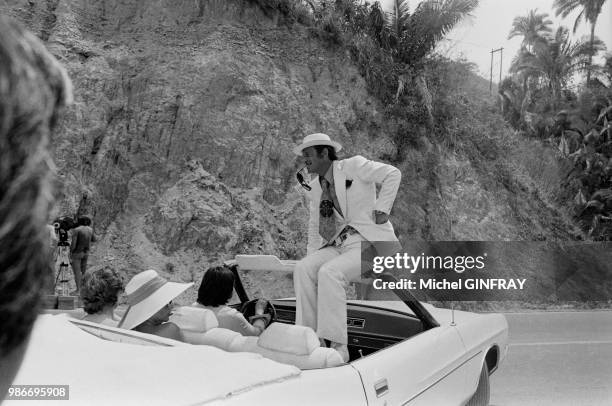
[
  {"xmin": 424, "ymin": 0, "xmax": 479, "ymax": 43},
  {"xmin": 597, "ymin": 105, "xmax": 612, "ymax": 124},
  {"xmin": 573, "ymin": 8, "xmax": 585, "ymax": 33},
  {"xmin": 554, "ymin": 0, "xmax": 607, "ymax": 29},
  {"xmin": 553, "ymin": 0, "xmax": 581, "ymax": 18},
  {"xmin": 387, "ymin": 0, "xmax": 410, "ymax": 40},
  {"xmin": 397, "ymin": 0, "xmax": 479, "ymax": 64}
]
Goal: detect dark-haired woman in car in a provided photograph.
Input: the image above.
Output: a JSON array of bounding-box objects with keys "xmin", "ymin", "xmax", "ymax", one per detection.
[{"xmin": 195, "ymin": 266, "xmax": 269, "ymax": 336}]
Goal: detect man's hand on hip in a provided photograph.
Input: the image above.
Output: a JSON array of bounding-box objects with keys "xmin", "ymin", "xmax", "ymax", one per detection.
[{"xmin": 373, "ymin": 210, "xmax": 389, "ymax": 224}]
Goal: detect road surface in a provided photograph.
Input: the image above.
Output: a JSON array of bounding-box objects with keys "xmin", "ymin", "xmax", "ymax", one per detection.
[{"xmin": 490, "ymin": 311, "xmax": 612, "ymax": 406}]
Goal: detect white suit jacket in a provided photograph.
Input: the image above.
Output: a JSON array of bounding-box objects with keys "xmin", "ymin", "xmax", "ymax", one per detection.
[{"xmin": 301, "ymin": 155, "xmax": 402, "ymax": 255}]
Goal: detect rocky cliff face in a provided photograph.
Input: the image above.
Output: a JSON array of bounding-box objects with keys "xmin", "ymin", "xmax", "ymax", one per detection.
[{"xmin": 1, "ymin": 0, "xmax": 580, "ymax": 300}]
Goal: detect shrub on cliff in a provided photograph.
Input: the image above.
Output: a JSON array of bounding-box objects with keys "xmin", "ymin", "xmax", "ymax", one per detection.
[{"xmin": 305, "ymin": 0, "xmax": 479, "ymax": 157}]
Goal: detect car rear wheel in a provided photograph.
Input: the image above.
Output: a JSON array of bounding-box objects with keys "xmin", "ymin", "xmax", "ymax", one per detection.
[{"xmin": 466, "ymin": 362, "xmax": 490, "ymax": 406}]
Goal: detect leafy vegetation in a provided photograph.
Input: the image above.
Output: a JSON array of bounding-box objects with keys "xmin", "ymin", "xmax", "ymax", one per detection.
[
  {"xmin": 509, "ymin": 26, "xmax": 603, "ymax": 109},
  {"xmin": 553, "ymin": 0, "xmax": 607, "ymax": 83},
  {"xmin": 249, "ymin": 0, "xmax": 478, "ymax": 158},
  {"xmin": 500, "ymin": 2, "xmax": 611, "ymax": 240}
]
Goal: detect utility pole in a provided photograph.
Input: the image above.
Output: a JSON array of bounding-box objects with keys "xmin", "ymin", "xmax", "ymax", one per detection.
[
  {"xmin": 499, "ymin": 47, "xmax": 503, "ymax": 85},
  {"xmin": 490, "ymin": 47, "xmax": 504, "ymax": 94},
  {"xmin": 490, "ymin": 49, "xmax": 493, "ymax": 93}
]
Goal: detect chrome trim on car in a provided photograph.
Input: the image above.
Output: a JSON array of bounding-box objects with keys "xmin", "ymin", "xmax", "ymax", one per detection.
[
  {"xmin": 374, "ymin": 378, "xmax": 389, "ymax": 398},
  {"xmin": 401, "ymin": 350, "xmax": 483, "ymax": 405}
]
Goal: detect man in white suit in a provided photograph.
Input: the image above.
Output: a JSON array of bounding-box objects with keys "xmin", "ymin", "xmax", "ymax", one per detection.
[{"xmin": 293, "ymin": 133, "xmax": 402, "ymax": 362}]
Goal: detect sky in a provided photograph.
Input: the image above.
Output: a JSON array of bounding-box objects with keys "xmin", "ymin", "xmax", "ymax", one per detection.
[{"xmin": 379, "ymin": 0, "xmax": 612, "ymax": 82}]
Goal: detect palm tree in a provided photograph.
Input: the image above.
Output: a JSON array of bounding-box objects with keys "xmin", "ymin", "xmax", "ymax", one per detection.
[
  {"xmin": 508, "ymin": 9, "xmax": 553, "ymax": 52},
  {"xmin": 511, "ymin": 26, "xmax": 604, "ymax": 106},
  {"xmin": 381, "ymin": 0, "xmax": 479, "ymax": 64},
  {"xmin": 387, "ymin": 0, "xmax": 411, "ymax": 49},
  {"xmin": 553, "ymin": 0, "xmax": 608, "ymax": 83},
  {"xmin": 366, "ymin": 1, "xmax": 390, "ymax": 48},
  {"xmin": 386, "ymin": 0, "xmax": 478, "ymax": 107},
  {"xmin": 396, "ymin": 0, "xmax": 479, "ymax": 65}
]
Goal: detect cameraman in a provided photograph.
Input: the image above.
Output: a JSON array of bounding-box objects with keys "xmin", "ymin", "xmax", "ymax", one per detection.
[{"xmin": 70, "ymin": 216, "xmax": 96, "ymax": 295}]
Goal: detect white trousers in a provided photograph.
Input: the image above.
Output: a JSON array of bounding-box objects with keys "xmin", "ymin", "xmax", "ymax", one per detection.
[{"xmin": 293, "ymin": 234, "xmax": 365, "ymax": 345}]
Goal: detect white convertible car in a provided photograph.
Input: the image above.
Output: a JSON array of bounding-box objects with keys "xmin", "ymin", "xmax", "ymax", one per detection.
[{"xmin": 11, "ymin": 255, "xmax": 508, "ymax": 406}]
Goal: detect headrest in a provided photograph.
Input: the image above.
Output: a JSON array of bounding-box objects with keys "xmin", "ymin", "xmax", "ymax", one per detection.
[
  {"xmin": 257, "ymin": 323, "xmax": 320, "ymax": 356},
  {"xmin": 196, "ymin": 328, "xmax": 245, "ymax": 350},
  {"xmin": 170, "ymin": 306, "xmax": 218, "ymax": 333}
]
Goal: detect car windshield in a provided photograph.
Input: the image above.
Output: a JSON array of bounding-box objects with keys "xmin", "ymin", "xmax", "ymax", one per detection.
[{"xmin": 234, "ymin": 267, "xmax": 416, "ymax": 316}]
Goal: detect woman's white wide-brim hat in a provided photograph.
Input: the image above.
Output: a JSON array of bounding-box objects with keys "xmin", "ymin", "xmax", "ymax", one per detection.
[
  {"xmin": 118, "ymin": 269, "xmax": 193, "ymax": 330},
  {"xmin": 293, "ymin": 133, "xmax": 342, "ymax": 155}
]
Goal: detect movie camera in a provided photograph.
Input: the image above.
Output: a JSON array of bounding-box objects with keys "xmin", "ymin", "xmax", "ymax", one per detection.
[
  {"xmin": 53, "ymin": 216, "xmax": 76, "ymax": 247},
  {"xmin": 52, "ymin": 216, "xmax": 76, "ymax": 295}
]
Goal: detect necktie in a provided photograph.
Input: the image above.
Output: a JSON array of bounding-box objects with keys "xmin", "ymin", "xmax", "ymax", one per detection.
[{"xmin": 319, "ymin": 178, "xmax": 337, "ymax": 242}]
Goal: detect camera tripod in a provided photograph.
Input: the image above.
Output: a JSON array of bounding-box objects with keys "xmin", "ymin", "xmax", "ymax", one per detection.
[{"xmin": 54, "ymin": 242, "xmax": 72, "ymax": 296}]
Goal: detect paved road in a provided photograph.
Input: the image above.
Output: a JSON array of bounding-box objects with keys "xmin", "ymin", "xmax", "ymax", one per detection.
[{"xmin": 490, "ymin": 311, "xmax": 612, "ymax": 406}]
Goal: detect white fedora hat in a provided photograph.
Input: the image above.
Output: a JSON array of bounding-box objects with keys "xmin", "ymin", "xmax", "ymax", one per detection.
[
  {"xmin": 118, "ymin": 270, "xmax": 193, "ymax": 330},
  {"xmin": 293, "ymin": 133, "xmax": 342, "ymax": 155}
]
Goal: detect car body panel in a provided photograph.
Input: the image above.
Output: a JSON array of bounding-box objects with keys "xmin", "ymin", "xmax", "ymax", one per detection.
[
  {"xmin": 351, "ymin": 325, "xmax": 471, "ymax": 405},
  {"xmin": 27, "ymin": 256, "xmax": 509, "ymax": 405},
  {"xmin": 209, "ymin": 365, "xmax": 367, "ymax": 406},
  {"xmin": 426, "ymin": 306, "xmax": 509, "ymax": 398},
  {"xmin": 12, "ymin": 315, "xmax": 301, "ymax": 405}
]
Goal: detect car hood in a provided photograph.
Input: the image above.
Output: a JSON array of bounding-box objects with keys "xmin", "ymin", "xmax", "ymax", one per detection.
[{"xmin": 13, "ymin": 315, "xmax": 300, "ymax": 405}]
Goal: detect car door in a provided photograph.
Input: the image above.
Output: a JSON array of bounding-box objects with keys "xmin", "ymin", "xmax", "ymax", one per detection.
[{"xmin": 351, "ymin": 325, "xmax": 471, "ymax": 406}]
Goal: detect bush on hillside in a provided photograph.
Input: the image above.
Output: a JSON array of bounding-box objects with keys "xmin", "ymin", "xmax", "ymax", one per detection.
[{"xmin": 500, "ymin": 76, "xmax": 612, "ymax": 239}]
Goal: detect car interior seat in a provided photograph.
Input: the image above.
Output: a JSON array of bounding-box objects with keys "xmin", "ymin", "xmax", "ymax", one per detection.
[
  {"xmin": 169, "ymin": 305, "xmax": 220, "ymax": 342},
  {"xmin": 170, "ymin": 306, "xmax": 344, "ymax": 369}
]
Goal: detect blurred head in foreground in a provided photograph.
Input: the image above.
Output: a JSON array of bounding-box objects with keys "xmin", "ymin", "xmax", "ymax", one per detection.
[{"xmin": 0, "ymin": 15, "xmax": 72, "ymax": 399}]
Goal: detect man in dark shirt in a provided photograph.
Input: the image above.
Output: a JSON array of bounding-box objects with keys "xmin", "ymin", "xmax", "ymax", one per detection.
[{"xmin": 70, "ymin": 216, "xmax": 95, "ymax": 294}]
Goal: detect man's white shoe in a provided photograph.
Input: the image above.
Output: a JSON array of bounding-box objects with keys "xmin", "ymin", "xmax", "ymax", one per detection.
[{"xmin": 331, "ymin": 342, "xmax": 349, "ymax": 363}]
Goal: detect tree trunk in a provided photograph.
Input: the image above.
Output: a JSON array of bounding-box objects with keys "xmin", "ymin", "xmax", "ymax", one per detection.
[
  {"xmin": 415, "ymin": 73, "xmax": 434, "ymax": 128},
  {"xmin": 588, "ymin": 22, "xmax": 595, "ymax": 85}
]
